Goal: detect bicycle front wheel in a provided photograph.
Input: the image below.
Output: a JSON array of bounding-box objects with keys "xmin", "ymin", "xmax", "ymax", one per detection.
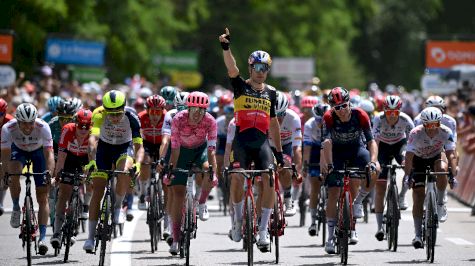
[
  {"xmin": 273, "ymin": 194, "xmax": 280, "ymax": 264},
  {"xmin": 185, "ymin": 196, "xmax": 193, "ymax": 266},
  {"xmin": 99, "ymin": 195, "xmax": 111, "ymax": 266},
  {"xmin": 64, "ymin": 196, "xmax": 78, "ymax": 262},
  {"xmin": 391, "ymin": 184, "xmax": 400, "ymax": 252},
  {"xmin": 319, "ymin": 185, "xmax": 327, "ymax": 247},
  {"xmin": 340, "ymin": 192, "xmax": 350, "ymax": 265},
  {"xmin": 25, "ymin": 196, "xmax": 32, "ymax": 266},
  {"xmin": 148, "ymin": 184, "xmax": 157, "ymax": 253},
  {"xmin": 246, "ymin": 196, "xmax": 254, "ymax": 266},
  {"xmin": 386, "ymin": 189, "xmax": 394, "ymax": 251},
  {"xmin": 426, "ymin": 193, "xmax": 437, "ymax": 263}
]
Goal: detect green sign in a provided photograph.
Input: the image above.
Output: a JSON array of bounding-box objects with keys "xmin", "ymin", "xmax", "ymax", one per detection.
[
  {"xmin": 71, "ymin": 66, "xmax": 106, "ymax": 82},
  {"xmin": 153, "ymin": 51, "xmax": 198, "ymax": 71}
]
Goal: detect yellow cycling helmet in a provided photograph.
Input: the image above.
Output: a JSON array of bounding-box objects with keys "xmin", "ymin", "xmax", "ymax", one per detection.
[{"xmin": 103, "ymin": 90, "xmax": 126, "ymax": 110}]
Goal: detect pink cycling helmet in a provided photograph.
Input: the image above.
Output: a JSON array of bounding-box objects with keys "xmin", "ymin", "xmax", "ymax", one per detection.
[{"xmin": 186, "ymin": 91, "xmax": 210, "ymax": 108}]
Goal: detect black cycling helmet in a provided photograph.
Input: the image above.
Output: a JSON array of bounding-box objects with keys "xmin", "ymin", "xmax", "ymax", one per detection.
[{"xmin": 57, "ymin": 100, "xmax": 77, "ymax": 116}]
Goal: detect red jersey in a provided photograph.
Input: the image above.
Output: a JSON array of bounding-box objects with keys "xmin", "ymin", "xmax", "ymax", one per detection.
[
  {"xmin": 139, "ymin": 110, "xmax": 166, "ymax": 144},
  {"xmin": 58, "ymin": 123, "xmax": 89, "ymax": 157},
  {"xmin": 0, "ymin": 114, "xmax": 14, "ymax": 141}
]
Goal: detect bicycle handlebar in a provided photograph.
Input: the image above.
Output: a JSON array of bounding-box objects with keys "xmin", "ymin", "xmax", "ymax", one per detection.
[
  {"xmin": 332, "ymin": 165, "xmax": 371, "ymax": 188},
  {"xmin": 381, "ymin": 164, "xmax": 405, "ymax": 170},
  {"xmin": 167, "ymin": 163, "xmax": 214, "ymax": 181},
  {"xmin": 281, "ymin": 163, "xmax": 298, "ymax": 179},
  {"xmin": 223, "ymin": 167, "xmax": 275, "ymax": 187},
  {"xmin": 5, "ymin": 170, "xmax": 51, "ymax": 184}
]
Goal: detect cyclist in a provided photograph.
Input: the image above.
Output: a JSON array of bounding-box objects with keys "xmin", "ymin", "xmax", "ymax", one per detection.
[
  {"xmin": 50, "ymin": 109, "xmax": 94, "ymax": 249},
  {"xmin": 219, "ymin": 28, "xmax": 284, "ymax": 252},
  {"xmin": 41, "ymin": 96, "xmax": 63, "ymax": 123},
  {"xmin": 321, "ymin": 87, "xmax": 380, "ymax": 253},
  {"xmin": 82, "ymin": 90, "xmax": 144, "ymax": 252},
  {"xmin": 0, "ymin": 98, "xmax": 14, "ymax": 216},
  {"xmin": 404, "ymin": 95, "xmax": 458, "ymax": 217},
  {"xmin": 159, "ymin": 90, "xmax": 189, "ymax": 243},
  {"xmin": 160, "ymin": 86, "xmax": 178, "ymax": 111},
  {"xmin": 166, "ymin": 91, "xmax": 217, "ymax": 255},
  {"xmin": 137, "ymin": 95, "xmax": 167, "ymax": 210},
  {"xmin": 372, "ymin": 95, "xmax": 414, "ymax": 241},
  {"xmin": 270, "ymin": 91, "xmax": 303, "ymax": 217},
  {"xmin": 404, "ymin": 107, "xmax": 457, "ymax": 248},
  {"xmin": 1, "ymin": 103, "xmax": 55, "ymax": 255},
  {"xmin": 49, "ymin": 100, "xmax": 81, "ymax": 155},
  {"xmin": 305, "ymin": 103, "xmax": 330, "ymax": 236}
]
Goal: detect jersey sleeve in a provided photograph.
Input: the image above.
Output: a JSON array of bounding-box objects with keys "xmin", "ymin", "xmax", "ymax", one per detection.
[
  {"xmin": 444, "ymin": 127, "xmax": 456, "ymax": 151},
  {"xmin": 372, "ymin": 115, "xmax": 381, "ymax": 141},
  {"xmin": 1, "ymin": 122, "xmax": 12, "ymax": 149},
  {"xmin": 291, "ymin": 113, "xmax": 302, "ymax": 147},
  {"xmin": 230, "ymin": 76, "xmax": 246, "ymax": 97},
  {"xmin": 356, "ymin": 108, "xmax": 374, "ymax": 142},
  {"xmin": 41, "ymin": 122, "xmax": 54, "ymax": 148},
  {"xmin": 303, "ymin": 120, "xmax": 313, "ymax": 146},
  {"xmin": 126, "ymin": 111, "xmax": 142, "ymax": 144},
  {"xmin": 269, "ymin": 88, "xmax": 276, "ymax": 118},
  {"xmin": 206, "ymin": 114, "xmax": 217, "ymax": 150},
  {"xmin": 170, "ymin": 114, "xmax": 181, "ymax": 149},
  {"xmin": 161, "ymin": 112, "xmax": 173, "ymax": 136},
  {"xmin": 322, "ymin": 111, "xmax": 333, "ymax": 141},
  {"xmin": 91, "ymin": 107, "xmax": 104, "ymax": 136},
  {"xmin": 226, "ymin": 119, "xmax": 236, "ymax": 144},
  {"xmin": 58, "ymin": 124, "xmax": 71, "ymax": 152},
  {"xmin": 413, "ymin": 115, "xmax": 422, "ymax": 127},
  {"xmin": 406, "ymin": 128, "xmax": 417, "ymax": 154},
  {"xmin": 404, "ymin": 115, "xmax": 415, "ymax": 139}
]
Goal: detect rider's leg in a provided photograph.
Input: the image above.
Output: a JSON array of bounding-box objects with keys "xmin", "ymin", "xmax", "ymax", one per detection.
[
  {"xmin": 374, "ymin": 180, "xmax": 387, "ymax": 231},
  {"xmin": 115, "ymin": 157, "xmax": 134, "ymax": 216},
  {"xmin": 54, "ymin": 184, "xmax": 73, "ymax": 235},
  {"xmin": 87, "ymin": 177, "xmax": 106, "ymax": 241},
  {"xmin": 170, "ymin": 185, "xmax": 185, "ymax": 243},
  {"xmin": 309, "ymin": 177, "xmax": 321, "ymax": 225}
]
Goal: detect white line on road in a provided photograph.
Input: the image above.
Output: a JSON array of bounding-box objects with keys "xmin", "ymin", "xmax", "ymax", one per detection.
[
  {"xmin": 445, "ymin": 237, "xmax": 475, "ymax": 246},
  {"xmin": 110, "ymin": 210, "xmax": 144, "ymax": 266}
]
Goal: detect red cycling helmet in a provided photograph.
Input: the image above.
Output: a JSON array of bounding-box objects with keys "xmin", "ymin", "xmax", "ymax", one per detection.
[
  {"xmin": 145, "ymin": 95, "xmax": 166, "ymax": 109},
  {"xmin": 0, "ymin": 98, "xmax": 7, "ymax": 113},
  {"xmin": 300, "ymin": 96, "xmax": 319, "ymax": 108},
  {"xmin": 328, "ymin": 87, "xmax": 349, "ymax": 106},
  {"xmin": 187, "ymin": 91, "xmax": 210, "ymax": 108},
  {"xmin": 218, "ymin": 94, "xmax": 233, "ymax": 106},
  {"xmin": 75, "ymin": 109, "xmax": 92, "ymax": 125}
]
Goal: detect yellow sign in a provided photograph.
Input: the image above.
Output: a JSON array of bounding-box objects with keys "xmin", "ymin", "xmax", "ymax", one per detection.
[{"xmin": 169, "ymin": 70, "xmax": 202, "ymax": 88}]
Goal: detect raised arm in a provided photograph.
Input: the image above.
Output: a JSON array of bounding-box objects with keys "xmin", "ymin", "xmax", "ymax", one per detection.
[{"xmin": 219, "ymin": 27, "xmax": 239, "ymax": 78}]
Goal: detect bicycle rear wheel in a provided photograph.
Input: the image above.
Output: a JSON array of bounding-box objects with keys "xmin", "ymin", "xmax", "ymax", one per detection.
[
  {"xmin": 64, "ymin": 196, "xmax": 78, "ymax": 262},
  {"xmin": 426, "ymin": 193, "xmax": 437, "ymax": 263},
  {"xmin": 272, "ymin": 195, "xmax": 280, "ymax": 264},
  {"xmin": 340, "ymin": 192, "xmax": 350, "ymax": 265},
  {"xmin": 386, "ymin": 189, "xmax": 393, "ymax": 251},
  {"xmin": 25, "ymin": 196, "xmax": 32, "ymax": 266},
  {"xmin": 319, "ymin": 186, "xmax": 327, "ymax": 247},
  {"xmin": 185, "ymin": 196, "xmax": 193, "ymax": 266},
  {"xmin": 148, "ymin": 184, "xmax": 157, "ymax": 253},
  {"xmin": 99, "ymin": 195, "xmax": 111, "ymax": 266},
  {"xmin": 391, "ymin": 184, "xmax": 400, "ymax": 252},
  {"xmin": 246, "ymin": 196, "xmax": 254, "ymax": 266}
]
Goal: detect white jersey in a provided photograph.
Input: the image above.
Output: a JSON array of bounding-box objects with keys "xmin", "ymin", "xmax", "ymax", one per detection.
[
  {"xmin": 161, "ymin": 109, "xmax": 178, "ymax": 136},
  {"xmin": 406, "ymin": 124, "xmax": 455, "ymax": 159},
  {"xmin": 226, "ymin": 118, "xmax": 236, "ymax": 144},
  {"xmin": 414, "ymin": 113, "xmax": 457, "ymax": 142},
  {"xmin": 1, "ymin": 118, "xmax": 53, "ymax": 152},
  {"xmin": 269, "ymin": 109, "xmax": 302, "ymax": 148},
  {"xmin": 372, "ymin": 112, "xmax": 414, "ymax": 145},
  {"xmin": 216, "ymin": 115, "xmax": 228, "ymax": 137},
  {"xmin": 303, "ymin": 116, "xmax": 324, "ymax": 146}
]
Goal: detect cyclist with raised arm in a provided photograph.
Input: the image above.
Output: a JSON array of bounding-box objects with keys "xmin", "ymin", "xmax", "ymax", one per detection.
[
  {"xmin": 166, "ymin": 91, "xmax": 217, "ymax": 255},
  {"xmin": 321, "ymin": 87, "xmax": 380, "ymax": 253},
  {"xmin": 1, "ymin": 103, "xmax": 55, "ymax": 255},
  {"xmin": 219, "ymin": 28, "xmax": 284, "ymax": 252},
  {"xmin": 372, "ymin": 95, "xmax": 414, "ymax": 241},
  {"xmin": 405, "ymin": 107, "xmax": 457, "ymax": 249},
  {"xmin": 159, "ymin": 91, "xmax": 189, "ymax": 243},
  {"xmin": 82, "ymin": 90, "xmax": 144, "ymax": 252},
  {"xmin": 305, "ymin": 103, "xmax": 330, "ymax": 236},
  {"xmin": 137, "ymin": 95, "xmax": 167, "ymax": 210},
  {"xmin": 0, "ymin": 98, "xmax": 14, "ymax": 216},
  {"xmin": 50, "ymin": 109, "xmax": 94, "ymax": 249},
  {"xmin": 270, "ymin": 91, "xmax": 303, "ymax": 217}
]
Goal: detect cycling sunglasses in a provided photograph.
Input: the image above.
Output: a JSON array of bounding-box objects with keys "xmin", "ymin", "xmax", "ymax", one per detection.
[
  {"xmin": 423, "ymin": 122, "xmax": 440, "ymax": 129},
  {"xmin": 252, "ymin": 63, "xmax": 270, "ymax": 73},
  {"xmin": 107, "ymin": 111, "xmax": 125, "ymax": 117},
  {"xmin": 0, "ymin": 112, "xmax": 5, "ymax": 116},
  {"xmin": 77, "ymin": 123, "xmax": 91, "ymax": 130},
  {"xmin": 333, "ymin": 103, "xmax": 349, "ymax": 111},
  {"xmin": 384, "ymin": 109, "xmax": 400, "ymax": 116},
  {"xmin": 277, "ymin": 111, "xmax": 286, "ymax": 117},
  {"xmin": 189, "ymin": 106, "xmax": 206, "ymax": 114}
]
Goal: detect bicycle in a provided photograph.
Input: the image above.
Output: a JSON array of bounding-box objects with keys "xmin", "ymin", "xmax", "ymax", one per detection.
[
  {"xmin": 316, "ymin": 174, "xmax": 327, "ymax": 247},
  {"xmin": 224, "ymin": 167, "xmax": 274, "ymax": 266},
  {"xmin": 269, "ymin": 164, "xmax": 297, "ymax": 263},
  {"xmin": 5, "ymin": 160, "xmax": 50, "ymax": 266},
  {"xmin": 382, "ymin": 164, "xmax": 404, "ymax": 252},
  {"xmin": 168, "ymin": 163, "xmax": 213, "ymax": 266},
  {"xmin": 56, "ymin": 169, "xmax": 90, "ymax": 262},
  {"xmin": 219, "ymin": 174, "xmax": 230, "ymax": 216},
  {"xmin": 412, "ymin": 166, "xmax": 452, "ymax": 263},
  {"xmin": 331, "ymin": 163, "xmax": 370, "ymax": 265},
  {"xmin": 143, "ymin": 155, "xmax": 165, "ymax": 253},
  {"xmin": 88, "ymin": 167, "xmax": 136, "ymax": 266}
]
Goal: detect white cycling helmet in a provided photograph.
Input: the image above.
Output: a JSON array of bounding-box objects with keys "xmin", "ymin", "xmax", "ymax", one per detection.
[
  {"xmin": 275, "ymin": 91, "xmax": 289, "ymax": 115},
  {"xmin": 174, "ymin": 91, "xmax": 190, "ymax": 106},
  {"xmin": 420, "ymin": 107, "xmax": 442, "ymax": 124},
  {"xmin": 16, "ymin": 103, "xmax": 38, "ymax": 122},
  {"xmin": 359, "ymin": 99, "xmax": 375, "ymax": 113},
  {"xmin": 384, "ymin": 95, "xmax": 402, "ymax": 110},
  {"xmin": 70, "ymin": 97, "xmax": 83, "ymax": 112},
  {"xmin": 425, "ymin": 95, "xmax": 445, "ymax": 109}
]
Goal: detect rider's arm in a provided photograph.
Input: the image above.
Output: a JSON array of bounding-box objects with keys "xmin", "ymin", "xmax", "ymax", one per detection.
[
  {"xmin": 292, "ymin": 145, "xmax": 302, "ymax": 175},
  {"xmin": 134, "ymin": 142, "xmax": 144, "ymax": 165},
  {"xmin": 54, "ymin": 150, "xmax": 67, "ymax": 177},
  {"xmin": 88, "ymin": 135, "xmax": 98, "ymax": 160},
  {"xmin": 269, "ymin": 117, "xmax": 282, "ymax": 152},
  {"xmin": 445, "ymin": 150, "xmax": 457, "ymax": 176},
  {"xmin": 223, "ymin": 119, "xmax": 235, "ymax": 168},
  {"xmin": 207, "ymin": 114, "xmax": 218, "ymax": 174},
  {"xmin": 404, "ymin": 151, "xmax": 414, "ymax": 176},
  {"xmin": 223, "ymin": 142, "xmax": 232, "ymax": 169},
  {"xmin": 169, "ymin": 148, "xmax": 180, "ymax": 169},
  {"xmin": 220, "ymin": 28, "xmax": 239, "ymax": 78},
  {"xmin": 43, "ymin": 147, "xmax": 55, "ymax": 174},
  {"xmin": 1, "ymin": 124, "xmax": 11, "ymax": 176},
  {"xmin": 1, "ymin": 148, "xmax": 10, "ymax": 176},
  {"xmin": 159, "ymin": 112, "xmax": 172, "ymax": 160},
  {"xmin": 159, "ymin": 135, "xmax": 170, "ymax": 160},
  {"xmin": 367, "ymin": 139, "xmax": 378, "ymax": 163}
]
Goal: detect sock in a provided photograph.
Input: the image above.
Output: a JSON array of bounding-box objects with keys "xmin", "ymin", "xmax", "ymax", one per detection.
[
  {"xmin": 84, "ymin": 191, "xmax": 92, "ymax": 205},
  {"xmin": 259, "ymin": 208, "xmax": 272, "ymax": 232},
  {"xmin": 198, "ymin": 189, "xmax": 211, "ymax": 204},
  {"xmin": 0, "ymin": 188, "xmax": 6, "ymax": 205},
  {"xmin": 126, "ymin": 193, "xmax": 133, "ymax": 209},
  {"xmin": 172, "ymin": 221, "xmax": 181, "ymax": 242},
  {"xmin": 376, "ymin": 212, "xmax": 383, "ymax": 230},
  {"xmin": 310, "ymin": 208, "xmax": 318, "ymax": 224},
  {"xmin": 414, "ymin": 217, "xmax": 422, "ymax": 237},
  {"xmin": 327, "ymin": 218, "xmax": 336, "ymax": 241},
  {"xmin": 400, "ymin": 178, "xmax": 408, "ymax": 198},
  {"xmin": 39, "ymin": 224, "xmax": 47, "ymax": 241},
  {"xmin": 164, "ymin": 214, "xmax": 169, "ymax": 230},
  {"xmin": 88, "ymin": 220, "xmax": 98, "ymax": 240},
  {"xmin": 54, "ymin": 214, "xmax": 65, "ymax": 235},
  {"xmin": 292, "ymin": 185, "xmax": 300, "ymax": 201},
  {"xmin": 284, "ymin": 187, "xmax": 291, "ymax": 199},
  {"xmin": 233, "ymin": 200, "xmax": 244, "ymax": 223},
  {"xmin": 354, "ymin": 188, "xmax": 370, "ymax": 205},
  {"xmin": 194, "ymin": 186, "xmax": 202, "ymax": 202},
  {"xmin": 139, "ymin": 180, "xmax": 147, "ymax": 196},
  {"xmin": 437, "ymin": 189, "xmax": 445, "ymax": 205},
  {"xmin": 12, "ymin": 197, "xmax": 20, "ymax": 211},
  {"xmin": 114, "ymin": 193, "xmax": 125, "ymax": 209},
  {"xmin": 168, "ymin": 216, "xmax": 173, "ymax": 234}
]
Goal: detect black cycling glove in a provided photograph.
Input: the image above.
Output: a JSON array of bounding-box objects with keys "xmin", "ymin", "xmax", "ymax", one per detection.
[
  {"xmin": 220, "ymin": 35, "xmax": 231, "ymax": 50},
  {"xmin": 275, "ymin": 151, "xmax": 285, "ymax": 167}
]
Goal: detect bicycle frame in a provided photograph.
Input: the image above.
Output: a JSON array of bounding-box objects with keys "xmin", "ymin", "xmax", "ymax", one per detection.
[{"xmin": 382, "ymin": 164, "xmax": 404, "ymax": 252}]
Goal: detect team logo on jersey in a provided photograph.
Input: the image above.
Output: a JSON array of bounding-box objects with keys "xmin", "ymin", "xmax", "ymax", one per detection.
[{"xmin": 235, "ymin": 96, "xmax": 271, "ymax": 114}]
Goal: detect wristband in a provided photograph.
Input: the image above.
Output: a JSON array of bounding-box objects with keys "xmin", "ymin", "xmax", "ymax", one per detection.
[{"xmin": 220, "ymin": 35, "xmax": 231, "ymax": 50}]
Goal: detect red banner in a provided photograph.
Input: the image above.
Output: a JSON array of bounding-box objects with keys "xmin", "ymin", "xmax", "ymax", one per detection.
[
  {"xmin": 0, "ymin": 34, "xmax": 13, "ymax": 64},
  {"xmin": 426, "ymin": 41, "xmax": 475, "ymax": 68}
]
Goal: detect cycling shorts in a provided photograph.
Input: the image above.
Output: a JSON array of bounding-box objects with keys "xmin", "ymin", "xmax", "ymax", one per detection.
[
  {"xmin": 11, "ymin": 143, "xmax": 48, "ymax": 187},
  {"xmin": 326, "ymin": 145, "xmax": 370, "ymax": 188},
  {"xmin": 216, "ymin": 136, "xmax": 227, "ymax": 156},
  {"xmin": 170, "ymin": 142, "xmax": 208, "ymax": 186},
  {"xmin": 378, "ymin": 139, "xmax": 406, "ymax": 179},
  {"xmin": 60, "ymin": 152, "xmax": 89, "ymax": 185},
  {"xmin": 231, "ymin": 137, "xmax": 275, "ymax": 171},
  {"xmin": 412, "ymin": 154, "xmax": 442, "ymax": 188},
  {"xmin": 308, "ymin": 144, "xmax": 321, "ymax": 178},
  {"xmin": 95, "ymin": 140, "xmax": 134, "ymax": 178},
  {"xmin": 143, "ymin": 140, "xmax": 161, "ymax": 159}
]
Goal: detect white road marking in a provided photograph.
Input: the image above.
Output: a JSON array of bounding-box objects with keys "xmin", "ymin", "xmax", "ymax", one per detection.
[
  {"xmin": 445, "ymin": 237, "xmax": 475, "ymax": 246},
  {"xmin": 110, "ymin": 210, "xmax": 144, "ymax": 266}
]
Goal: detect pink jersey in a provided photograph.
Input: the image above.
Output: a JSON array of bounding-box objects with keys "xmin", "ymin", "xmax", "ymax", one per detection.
[{"xmin": 170, "ymin": 110, "xmax": 217, "ymax": 150}]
